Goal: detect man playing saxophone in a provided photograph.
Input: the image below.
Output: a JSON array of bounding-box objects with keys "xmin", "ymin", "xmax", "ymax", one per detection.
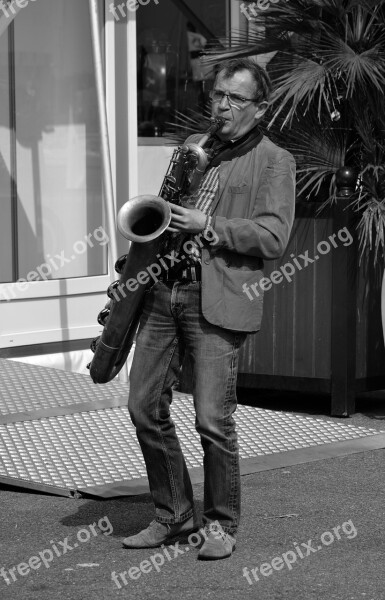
[{"xmin": 123, "ymin": 57, "xmax": 296, "ymax": 559}]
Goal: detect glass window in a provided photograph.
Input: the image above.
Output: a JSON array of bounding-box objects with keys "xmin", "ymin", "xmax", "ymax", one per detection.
[
  {"xmin": 1, "ymin": 0, "xmax": 107, "ymax": 284},
  {"xmin": 136, "ymin": 0, "xmax": 228, "ymax": 137}
]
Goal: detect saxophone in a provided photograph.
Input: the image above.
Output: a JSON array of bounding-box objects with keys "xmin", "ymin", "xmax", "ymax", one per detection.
[{"xmin": 88, "ymin": 117, "xmax": 225, "ymax": 384}]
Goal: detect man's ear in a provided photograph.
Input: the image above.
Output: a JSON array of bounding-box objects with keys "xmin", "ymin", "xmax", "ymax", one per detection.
[{"xmin": 254, "ymin": 101, "xmax": 269, "ymax": 122}]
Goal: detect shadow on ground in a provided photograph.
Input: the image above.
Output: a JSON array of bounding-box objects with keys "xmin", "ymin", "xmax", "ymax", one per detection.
[{"xmin": 237, "ymin": 387, "xmax": 385, "ymax": 420}]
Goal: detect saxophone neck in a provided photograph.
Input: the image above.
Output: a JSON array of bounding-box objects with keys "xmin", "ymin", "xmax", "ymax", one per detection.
[
  {"xmin": 197, "ymin": 117, "xmax": 225, "ymax": 148},
  {"xmin": 158, "ymin": 118, "xmax": 225, "ymax": 203}
]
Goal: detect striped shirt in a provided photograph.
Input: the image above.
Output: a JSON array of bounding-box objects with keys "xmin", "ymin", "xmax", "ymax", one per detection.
[
  {"xmin": 195, "ymin": 166, "xmax": 219, "ymax": 215},
  {"xmin": 174, "ymin": 166, "xmax": 219, "ymax": 266},
  {"xmin": 161, "ymin": 166, "xmax": 219, "ymax": 272}
]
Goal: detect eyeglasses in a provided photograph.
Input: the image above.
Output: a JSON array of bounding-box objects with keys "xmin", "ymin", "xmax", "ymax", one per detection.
[{"xmin": 209, "ymin": 89, "xmax": 259, "ymax": 109}]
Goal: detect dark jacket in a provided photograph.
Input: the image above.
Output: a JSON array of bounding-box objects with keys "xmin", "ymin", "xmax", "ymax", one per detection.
[{"xmin": 188, "ymin": 133, "xmax": 296, "ymax": 332}]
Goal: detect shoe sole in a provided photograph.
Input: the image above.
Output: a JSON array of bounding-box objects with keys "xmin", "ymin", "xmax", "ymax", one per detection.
[{"xmin": 197, "ymin": 543, "xmax": 236, "ymax": 561}]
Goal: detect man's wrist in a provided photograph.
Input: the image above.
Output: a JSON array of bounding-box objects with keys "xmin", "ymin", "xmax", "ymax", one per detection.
[{"xmin": 203, "ymin": 214, "xmax": 212, "ymax": 235}]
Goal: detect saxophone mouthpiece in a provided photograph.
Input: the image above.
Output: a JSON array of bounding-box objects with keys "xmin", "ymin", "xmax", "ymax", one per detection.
[
  {"xmin": 198, "ymin": 117, "xmax": 226, "ymax": 148},
  {"xmin": 196, "ymin": 117, "xmax": 225, "ymax": 148},
  {"xmin": 210, "ymin": 117, "xmax": 225, "ymax": 132}
]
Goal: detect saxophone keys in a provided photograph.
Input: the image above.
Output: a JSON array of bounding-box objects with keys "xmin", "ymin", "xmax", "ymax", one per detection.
[
  {"xmin": 97, "ymin": 307, "xmax": 110, "ymax": 326},
  {"xmin": 115, "ymin": 254, "xmax": 127, "ymax": 274},
  {"xmin": 107, "ymin": 280, "xmax": 121, "ymax": 299},
  {"xmin": 90, "ymin": 336, "xmax": 100, "ymax": 353}
]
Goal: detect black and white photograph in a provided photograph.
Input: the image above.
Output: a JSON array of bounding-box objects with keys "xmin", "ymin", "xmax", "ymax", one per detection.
[{"xmin": 0, "ymin": 1, "xmax": 385, "ymax": 598}]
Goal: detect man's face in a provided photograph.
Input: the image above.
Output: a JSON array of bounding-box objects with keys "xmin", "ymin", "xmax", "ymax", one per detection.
[{"xmin": 211, "ymin": 69, "xmax": 268, "ymax": 142}]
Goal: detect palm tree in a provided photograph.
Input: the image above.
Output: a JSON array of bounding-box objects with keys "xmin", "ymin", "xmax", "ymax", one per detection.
[{"xmin": 201, "ymin": 0, "xmax": 385, "ymax": 263}]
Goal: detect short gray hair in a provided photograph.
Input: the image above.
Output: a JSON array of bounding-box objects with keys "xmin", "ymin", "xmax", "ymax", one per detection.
[{"xmin": 216, "ymin": 58, "xmax": 272, "ymax": 103}]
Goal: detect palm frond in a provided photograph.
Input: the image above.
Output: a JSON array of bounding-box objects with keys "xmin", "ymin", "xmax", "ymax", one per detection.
[
  {"xmin": 202, "ymin": 38, "xmax": 289, "ymax": 65},
  {"xmin": 164, "ymin": 109, "xmax": 213, "ymax": 145},
  {"xmin": 268, "ymin": 56, "xmax": 329, "ymax": 125},
  {"xmin": 319, "ymin": 35, "xmax": 385, "ymax": 96},
  {"xmin": 357, "ymin": 199, "xmax": 385, "ymax": 263}
]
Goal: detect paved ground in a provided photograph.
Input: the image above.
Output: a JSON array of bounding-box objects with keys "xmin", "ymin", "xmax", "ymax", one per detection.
[{"xmin": 1, "ymin": 389, "xmax": 385, "ymax": 600}]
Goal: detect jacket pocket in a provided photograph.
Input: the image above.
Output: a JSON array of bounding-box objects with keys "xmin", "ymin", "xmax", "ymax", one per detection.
[{"xmin": 227, "ymin": 185, "xmax": 252, "ymax": 219}]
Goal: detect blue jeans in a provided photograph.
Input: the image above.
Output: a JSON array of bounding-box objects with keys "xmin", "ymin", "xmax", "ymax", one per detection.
[{"xmin": 127, "ymin": 280, "xmax": 246, "ymax": 535}]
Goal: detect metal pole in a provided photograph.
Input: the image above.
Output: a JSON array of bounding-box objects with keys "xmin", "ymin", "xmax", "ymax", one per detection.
[{"xmin": 89, "ymin": 0, "xmax": 128, "ymax": 382}]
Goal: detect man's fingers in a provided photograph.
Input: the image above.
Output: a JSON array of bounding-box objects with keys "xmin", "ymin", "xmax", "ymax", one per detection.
[
  {"xmin": 168, "ymin": 215, "xmax": 187, "ymax": 230},
  {"xmin": 169, "ymin": 204, "xmax": 187, "ymax": 215},
  {"xmin": 169, "ymin": 214, "xmax": 185, "ymax": 224},
  {"xmin": 166, "ymin": 226, "xmax": 180, "ymax": 232}
]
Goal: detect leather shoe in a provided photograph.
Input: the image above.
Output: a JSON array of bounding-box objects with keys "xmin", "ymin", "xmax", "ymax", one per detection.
[
  {"xmin": 198, "ymin": 524, "xmax": 236, "ymax": 560},
  {"xmin": 122, "ymin": 516, "xmax": 199, "ymax": 549}
]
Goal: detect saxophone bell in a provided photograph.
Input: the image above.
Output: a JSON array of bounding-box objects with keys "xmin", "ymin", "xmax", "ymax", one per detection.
[{"xmin": 117, "ymin": 194, "xmax": 171, "ymax": 244}]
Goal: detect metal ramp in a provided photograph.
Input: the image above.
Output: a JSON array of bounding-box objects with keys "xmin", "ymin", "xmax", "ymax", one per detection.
[{"xmin": 1, "ymin": 358, "xmax": 385, "ymax": 498}]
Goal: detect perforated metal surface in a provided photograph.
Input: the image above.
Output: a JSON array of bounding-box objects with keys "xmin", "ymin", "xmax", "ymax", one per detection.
[
  {"xmin": 0, "ymin": 358, "xmax": 384, "ymax": 497},
  {"xmin": 0, "ymin": 358, "xmax": 128, "ymax": 414}
]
